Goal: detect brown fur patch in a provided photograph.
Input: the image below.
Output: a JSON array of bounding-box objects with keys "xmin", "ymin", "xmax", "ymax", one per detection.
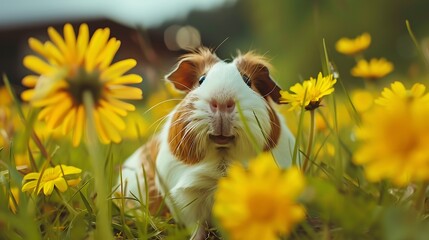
[
  {"xmin": 166, "ymin": 47, "xmax": 220, "ymax": 92},
  {"xmin": 137, "ymin": 135, "xmax": 169, "ymax": 215},
  {"xmin": 263, "ymin": 105, "xmax": 281, "ymax": 151},
  {"xmin": 235, "ymin": 52, "xmax": 282, "ymax": 103},
  {"xmin": 167, "ymin": 99, "xmax": 204, "ymax": 164}
]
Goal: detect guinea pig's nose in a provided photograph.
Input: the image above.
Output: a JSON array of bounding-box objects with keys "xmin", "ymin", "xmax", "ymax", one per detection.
[{"xmin": 210, "ymin": 98, "xmax": 235, "ymax": 113}]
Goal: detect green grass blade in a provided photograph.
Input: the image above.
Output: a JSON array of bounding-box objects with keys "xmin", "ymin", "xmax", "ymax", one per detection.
[
  {"xmin": 291, "ymin": 89, "xmax": 308, "ymax": 167},
  {"xmin": 322, "ymin": 38, "xmax": 330, "ymax": 75},
  {"xmin": 79, "ymin": 191, "xmax": 94, "ymax": 215},
  {"xmin": 236, "ymin": 100, "xmax": 261, "ymax": 153}
]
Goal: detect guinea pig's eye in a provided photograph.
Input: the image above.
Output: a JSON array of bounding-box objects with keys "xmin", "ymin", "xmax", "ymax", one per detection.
[
  {"xmin": 199, "ymin": 75, "xmax": 206, "ymax": 85},
  {"xmin": 242, "ymin": 75, "xmax": 251, "ymax": 87}
]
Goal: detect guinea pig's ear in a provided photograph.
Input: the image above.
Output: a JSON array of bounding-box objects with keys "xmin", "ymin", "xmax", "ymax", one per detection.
[
  {"xmin": 235, "ymin": 52, "xmax": 282, "ymax": 103},
  {"xmin": 165, "ymin": 48, "xmax": 219, "ymax": 92}
]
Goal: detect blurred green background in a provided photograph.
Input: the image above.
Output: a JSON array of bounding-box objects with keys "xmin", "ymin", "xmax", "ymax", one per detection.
[{"xmin": 240, "ymin": 0, "xmax": 429, "ymax": 88}]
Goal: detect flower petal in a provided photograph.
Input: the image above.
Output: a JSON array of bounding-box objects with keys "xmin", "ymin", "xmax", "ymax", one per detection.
[
  {"xmin": 22, "ymin": 75, "xmax": 39, "ymax": 87},
  {"xmin": 23, "ymin": 172, "xmax": 40, "ymax": 181},
  {"xmin": 411, "ymin": 83, "xmax": 426, "ymax": 97},
  {"xmin": 63, "ymin": 23, "xmax": 76, "ymax": 58},
  {"xmin": 93, "ymin": 109, "xmax": 112, "ymax": 144},
  {"xmin": 21, "ymin": 181, "xmax": 37, "ymax": 193},
  {"xmin": 101, "ymin": 97, "xmax": 135, "ymax": 114},
  {"xmin": 48, "ymin": 26, "xmax": 68, "ymax": 58},
  {"xmin": 46, "ymin": 96, "xmax": 73, "ymax": 129},
  {"xmin": 97, "ymin": 38, "xmax": 121, "ymax": 70},
  {"xmin": 100, "ymin": 59, "xmax": 137, "ymax": 81},
  {"xmin": 99, "ymin": 114, "xmax": 122, "ymax": 143},
  {"xmin": 23, "ymin": 55, "xmax": 55, "ymax": 75},
  {"xmin": 85, "ymin": 28, "xmax": 110, "ymax": 72},
  {"xmin": 106, "ymin": 74, "xmax": 143, "ymax": 85},
  {"xmin": 43, "ymin": 181, "xmax": 55, "ymax": 195},
  {"xmin": 37, "ymin": 105, "xmax": 56, "ymax": 121},
  {"xmin": 108, "ymin": 85, "xmax": 143, "ymax": 100},
  {"xmin": 62, "ymin": 107, "xmax": 77, "ymax": 135},
  {"xmin": 32, "ymin": 91, "xmax": 68, "ymax": 108},
  {"xmin": 67, "ymin": 178, "xmax": 82, "ymax": 187},
  {"xmin": 97, "ymin": 106, "xmax": 126, "ymax": 130},
  {"xmin": 72, "ymin": 105, "xmax": 85, "ymax": 146},
  {"xmin": 54, "ymin": 178, "xmax": 68, "ymax": 192},
  {"xmin": 76, "ymin": 23, "xmax": 89, "ymax": 64},
  {"xmin": 60, "ymin": 165, "xmax": 82, "ymax": 175},
  {"xmin": 44, "ymin": 41, "xmax": 65, "ymax": 64},
  {"xmin": 28, "ymin": 38, "xmax": 49, "ymax": 58}
]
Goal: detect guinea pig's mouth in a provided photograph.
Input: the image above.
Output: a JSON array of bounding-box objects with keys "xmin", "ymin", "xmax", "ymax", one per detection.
[{"xmin": 209, "ymin": 134, "xmax": 235, "ymax": 145}]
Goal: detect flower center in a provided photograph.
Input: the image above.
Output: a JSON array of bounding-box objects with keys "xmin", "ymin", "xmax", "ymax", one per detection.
[
  {"xmin": 66, "ymin": 68, "xmax": 104, "ymax": 106},
  {"xmin": 247, "ymin": 193, "xmax": 278, "ymax": 221},
  {"xmin": 305, "ymin": 100, "xmax": 321, "ymax": 110}
]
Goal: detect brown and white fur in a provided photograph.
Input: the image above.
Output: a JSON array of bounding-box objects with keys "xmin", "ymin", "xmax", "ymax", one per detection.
[{"xmin": 119, "ymin": 47, "xmax": 295, "ymax": 239}]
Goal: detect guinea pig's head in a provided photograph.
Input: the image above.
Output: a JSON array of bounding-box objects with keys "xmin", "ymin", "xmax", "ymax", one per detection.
[{"xmin": 166, "ymin": 47, "xmax": 282, "ymax": 164}]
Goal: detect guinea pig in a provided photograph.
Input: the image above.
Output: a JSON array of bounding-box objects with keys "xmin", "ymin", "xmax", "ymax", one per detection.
[{"xmin": 119, "ymin": 47, "xmax": 296, "ymax": 239}]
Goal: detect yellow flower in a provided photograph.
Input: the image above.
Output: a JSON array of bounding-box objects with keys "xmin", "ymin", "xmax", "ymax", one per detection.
[
  {"xmin": 280, "ymin": 72, "xmax": 336, "ymax": 111},
  {"xmin": 375, "ymin": 81, "xmax": 429, "ymax": 108},
  {"xmin": 351, "ymin": 89, "xmax": 374, "ymax": 113},
  {"xmin": 22, "ymin": 165, "xmax": 82, "ymax": 195},
  {"xmin": 21, "ymin": 23, "xmax": 143, "ymax": 146},
  {"xmin": 351, "ymin": 58, "xmax": 394, "ymax": 80},
  {"xmin": 335, "ymin": 32, "xmax": 371, "ymax": 56},
  {"xmin": 213, "ymin": 152, "xmax": 306, "ymax": 240},
  {"xmin": 354, "ymin": 85, "xmax": 429, "ymax": 185}
]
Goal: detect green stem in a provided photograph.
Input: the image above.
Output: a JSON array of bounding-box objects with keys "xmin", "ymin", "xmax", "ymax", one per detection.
[
  {"xmin": 322, "ymin": 38, "xmax": 330, "ymax": 75},
  {"xmin": 414, "ymin": 181, "xmax": 428, "ymax": 213},
  {"xmin": 291, "ymin": 109, "xmax": 304, "ymax": 166},
  {"xmin": 292, "ymin": 90, "xmax": 309, "ymax": 166},
  {"xmin": 303, "ymin": 110, "xmax": 315, "ymax": 172},
  {"xmin": 331, "ymin": 97, "xmax": 343, "ymax": 186},
  {"xmin": 83, "ymin": 91, "xmax": 113, "ymax": 240}
]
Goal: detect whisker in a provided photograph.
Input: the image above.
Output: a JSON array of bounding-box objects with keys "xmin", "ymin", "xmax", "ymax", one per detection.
[
  {"xmin": 148, "ymin": 105, "xmax": 193, "ymax": 138},
  {"xmin": 179, "ymin": 125, "xmax": 197, "ymax": 159},
  {"xmin": 262, "ymin": 85, "xmax": 280, "ymax": 99},
  {"xmin": 149, "ymin": 114, "xmax": 170, "ymax": 139},
  {"xmin": 187, "ymin": 125, "xmax": 208, "ymax": 160},
  {"xmin": 168, "ymin": 121, "xmax": 192, "ymax": 148},
  {"xmin": 175, "ymin": 124, "xmax": 196, "ymax": 154},
  {"xmin": 144, "ymin": 111, "xmax": 189, "ymax": 145},
  {"xmin": 214, "ymin": 37, "xmax": 229, "ymax": 54},
  {"xmin": 169, "ymin": 81, "xmax": 193, "ymax": 92},
  {"xmin": 143, "ymin": 98, "xmax": 183, "ymax": 115}
]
